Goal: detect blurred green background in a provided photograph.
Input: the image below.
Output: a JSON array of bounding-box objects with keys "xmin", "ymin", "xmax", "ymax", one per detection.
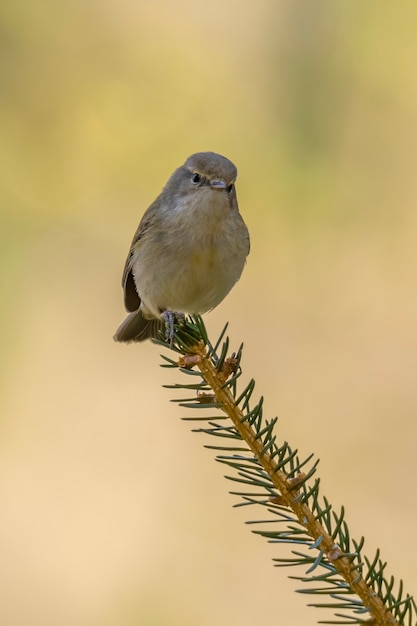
[{"xmin": 1, "ymin": 1, "xmax": 416, "ymax": 625}]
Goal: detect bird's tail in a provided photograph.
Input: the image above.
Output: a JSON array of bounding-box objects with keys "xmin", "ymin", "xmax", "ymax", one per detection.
[{"xmin": 113, "ymin": 311, "xmax": 163, "ymax": 343}]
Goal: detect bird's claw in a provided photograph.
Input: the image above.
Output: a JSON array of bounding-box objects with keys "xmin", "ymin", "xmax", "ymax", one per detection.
[{"xmin": 162, "ymin": 311, "xmax": 185, "ymax": 344}]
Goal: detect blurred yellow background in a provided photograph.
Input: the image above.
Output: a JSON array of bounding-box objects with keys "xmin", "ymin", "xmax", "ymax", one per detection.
[{"xmin": 1, "ymin": 1, "xmax": 416, "ymax": 625}]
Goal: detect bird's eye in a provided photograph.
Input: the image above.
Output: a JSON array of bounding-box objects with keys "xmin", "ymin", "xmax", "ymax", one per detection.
[
  {"xmin": 227, "ymin": 183, "xmax": 234, "ymax": 193},
  {"xmin": 191, "ymin": 172, "xmax": 201, "ymax": 184}
]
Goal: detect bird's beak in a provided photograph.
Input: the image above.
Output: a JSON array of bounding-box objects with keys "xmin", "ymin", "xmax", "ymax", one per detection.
[{"xmin": 210, "ymin": 179, "xmax": 227, "ymax": 190}]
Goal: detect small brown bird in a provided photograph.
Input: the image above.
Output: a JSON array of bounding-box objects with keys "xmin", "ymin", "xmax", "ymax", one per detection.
[{"xmin": 114, "ymin": 152, "xmax": 250, "ymax": 342}]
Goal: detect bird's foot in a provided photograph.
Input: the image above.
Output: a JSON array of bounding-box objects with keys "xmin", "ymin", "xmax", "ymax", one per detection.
[{"xmin": 162, "ymin": 310, "xmax": 185, "ymax": 344}]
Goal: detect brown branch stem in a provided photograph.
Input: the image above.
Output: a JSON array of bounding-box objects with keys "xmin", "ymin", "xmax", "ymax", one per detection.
[{"xmin": 181, "ymin": 341, "xmax": 399, "ymax": 626}]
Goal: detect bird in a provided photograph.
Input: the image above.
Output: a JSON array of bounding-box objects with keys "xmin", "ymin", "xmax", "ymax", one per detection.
[{"xmin": 113, "ymin": 151, "xmax": 250, "ymax": 343}]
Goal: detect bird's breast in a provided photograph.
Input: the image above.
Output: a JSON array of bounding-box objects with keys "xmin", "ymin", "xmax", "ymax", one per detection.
[{"xmin": 132, "ymin": 189, "xmax": 248, "ymax": 315}]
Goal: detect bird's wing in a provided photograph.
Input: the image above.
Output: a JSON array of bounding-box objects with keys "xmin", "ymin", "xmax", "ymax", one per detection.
[
  {"xmin": 121, "ymin": 208, "xmax": 156, "ymax": 312},
  {"xmin": 122, "ymin": 250, "xmax": 141, "ymax": 312}
]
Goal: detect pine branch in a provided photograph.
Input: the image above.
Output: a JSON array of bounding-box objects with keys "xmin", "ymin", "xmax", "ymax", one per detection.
[{"xmin": 155, "ymin": 315, "xmax": 416, "ymax": 626}]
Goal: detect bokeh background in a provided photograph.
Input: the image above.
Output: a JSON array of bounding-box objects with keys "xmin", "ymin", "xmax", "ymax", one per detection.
[{"xmin": 1, "ymin": 1, "xmax": 416, "ymax": 625}]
